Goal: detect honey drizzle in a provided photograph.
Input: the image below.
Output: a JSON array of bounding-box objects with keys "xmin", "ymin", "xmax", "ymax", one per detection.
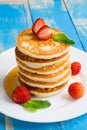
[{"xmin": 4, "ymin": 67, "xmax": 18, "ymax": 97}]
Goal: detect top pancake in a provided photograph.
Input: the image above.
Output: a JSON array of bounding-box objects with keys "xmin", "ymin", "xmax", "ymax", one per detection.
[{"xmin": 16, "ymin": 28, "xmax": 70, "ymax": 59}]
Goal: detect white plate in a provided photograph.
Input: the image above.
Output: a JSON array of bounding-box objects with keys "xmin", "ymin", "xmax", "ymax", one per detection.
[{"xmin": 0, "ymin": 47, "xmax": 87, "ymax": 123}]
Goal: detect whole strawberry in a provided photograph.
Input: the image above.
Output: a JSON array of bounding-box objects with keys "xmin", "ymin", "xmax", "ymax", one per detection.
[
  {"xmin": 68, "ymin": 82, "xmax": 85, "ymax": 99},
  {"xmin": 12, "ymin": 86, "xmax": 31, "ymax": 104},
  {"xmin": 71, "ymin": 61, "xmax": 81, "ymax": 75}
]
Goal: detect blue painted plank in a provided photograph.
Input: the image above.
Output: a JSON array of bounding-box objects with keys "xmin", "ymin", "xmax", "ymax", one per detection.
[
  {"xmin": 0, "ymin": 113, "xmax": 5, "ymax": 130},
  {"xmin": 8, "ymin": 113, "xmax": 87, "ymax": 130},
  {"xmin": 28, "ymin": 0, "xmax": 83, "ymax": 50},
  {"xmin": 0, "ymin": 3, "xmax": 32, "ymax": 52},
  {"xmin": 64, "ymin": 0, "xmax": 87, "ymax": 52},
  {"xmin": 8, "ymin": 117, "xmax": 61, "ymax": 130},
  {"xmin": 60, "ymin": 114, "xmax": 87, "ymax": 130}
]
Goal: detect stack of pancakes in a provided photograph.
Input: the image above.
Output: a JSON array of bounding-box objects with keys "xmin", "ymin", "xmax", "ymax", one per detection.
[{"xmin": 15, "ymin": 28, "xmax": 71, "ymax": 98}]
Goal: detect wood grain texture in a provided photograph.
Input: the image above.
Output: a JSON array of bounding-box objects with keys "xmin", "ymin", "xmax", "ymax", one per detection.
[
  {"xmin": 0, "ymin": 113, "xmax": 5, "ymax": 130},
  {"xmin": 5, "ymin": 116, "xmax": 13, "ymax": 130},
  {"xmin": 8, "ymin": 118, "xmax": 61, "ymax": 130},
  {"xmin": 0, "ymin": 2, "xmax": 32, "ymax": 52},
  {"xmin": 61, "ymin": 114, "xmax": 87, "ymax": 130},
  {"xmin": 0, "ymin": 0, "xmax": 24, "ymax": 4},
  {"xmin": 64, "ymin": 0, "xmax": 87, "ymax": 52}
]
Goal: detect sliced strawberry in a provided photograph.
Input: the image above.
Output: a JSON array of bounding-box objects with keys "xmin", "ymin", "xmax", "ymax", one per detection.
[
  {"xmin": 37, "ymin": 25, "xmax": 53, "ymax": 40},
  {"xmin": 12, "ymin": 86, "xmax": 31, "ymax": 104},
  {"xmin": 32, "ymin": 18, "xmax": 46, "ymax": 34}
]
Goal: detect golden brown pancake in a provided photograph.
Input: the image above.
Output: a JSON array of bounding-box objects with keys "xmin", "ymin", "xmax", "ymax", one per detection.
[
  {"xmin": 18, "ymin": 69, "xmax": 71, "ymax": 88},
  {"xmin": 17, "ymin": 77, "xmax": 69, "ymax": 98},
  {"xmin": 18, "ymin": 62, "xmax": 70, "ymax": 82},
  {"xmin": 15, "ymin": 47, "xmax": 69, "ymax": 63},
  {"xmin": 16, "ymin": 57, "xmax": 70, "ymax": 74},
  {"xmin": 16, "ymin": 28, "xmax": 70, "ymax": 59},
  {"xmin": 15, "ymin": 47, "xmax": 70, "ymax": 68}
]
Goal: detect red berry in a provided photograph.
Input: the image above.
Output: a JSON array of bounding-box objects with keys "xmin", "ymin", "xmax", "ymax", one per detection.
[
  {"xmin": 71, "ymin": 61, "xmax": 81, "ymax": 75},
  {"xmin": 37, "ymin": 25, "xmax": 53, "ymax": 40},
  {"xmin": 32, "ymin": 18, "xmax": 46, "ymax": 34},
  {"xmin": 12, "ymin": 86, "xmax": 31, "ymax": 104},
  {"xmin": 68, "ymin": 82, "xmax": 85, "ymax": 99}
]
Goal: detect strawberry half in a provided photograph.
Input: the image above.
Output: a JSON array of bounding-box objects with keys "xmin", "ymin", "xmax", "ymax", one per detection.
[
  {"xmin": 32, "ymin": 18, "xmax": 46, "ymax": 34},
  {"xmin": 37, "ymin": 25, "xmax": 53, "ymax": 40},
  {"xmin": 12, "ymin": 86, "xmax": 31, "ymax": 104}
]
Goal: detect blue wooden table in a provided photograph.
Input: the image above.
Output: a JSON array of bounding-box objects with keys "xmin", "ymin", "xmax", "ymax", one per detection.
[{"xmin": 0, "ymin": 0, "xmax": 87, "ymax": 129}]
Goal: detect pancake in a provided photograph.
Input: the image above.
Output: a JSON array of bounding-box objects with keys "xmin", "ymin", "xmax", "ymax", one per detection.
[
  {"xmin": 15, "ymin": 47, "xmax": 70, "ymax": 68},
  {"xmin": 16, "ymin": 56, "xmax": 70, "ymax": 74},
  {"xmin": 15, "ymin": 47, "xmax": 69, "ymax": 63},
  {"xmin": 18, "ymin": 62, "xmax": 70, "ymax": 82},
  {"xmin": 16, "ymin": 28, "xmax": 70, "ymax": 59},
  {"xmin": 18, "ymin": 69, "xmax": 71, "ymax": 88},
  {"xmin": 17, "ymin": 78, "xmax": 69, "ymax": 98}
]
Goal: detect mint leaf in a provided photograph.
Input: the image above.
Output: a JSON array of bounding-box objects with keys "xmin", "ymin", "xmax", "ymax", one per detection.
[
  {"xmin": 52, "ymin": 33, "xmax": 75, "ymax": 45},
  {"xmin": 23, "ymin": 100, "xmax": 51, "ymax": 112}
]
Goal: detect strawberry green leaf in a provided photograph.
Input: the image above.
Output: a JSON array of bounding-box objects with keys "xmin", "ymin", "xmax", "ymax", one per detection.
[
  {"xmin": 23, "ymin": 100, "xmax": 51, "ymax": 112},
  {"xmin": 52, "ymin": 33, "xmax": 75, "ymax": 45}
]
